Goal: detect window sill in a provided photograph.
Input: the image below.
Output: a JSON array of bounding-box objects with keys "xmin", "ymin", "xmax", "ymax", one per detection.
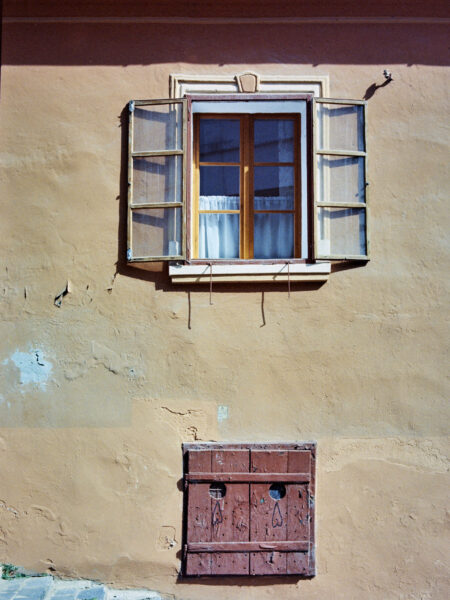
[{"xmin": 169, "ymin": 262, "xmax": 330, "ymax": 284}]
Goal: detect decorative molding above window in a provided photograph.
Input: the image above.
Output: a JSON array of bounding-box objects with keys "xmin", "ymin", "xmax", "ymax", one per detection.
[{"xmin": 169, "ymin": 73, "xmax": 329, "ymax": 99}]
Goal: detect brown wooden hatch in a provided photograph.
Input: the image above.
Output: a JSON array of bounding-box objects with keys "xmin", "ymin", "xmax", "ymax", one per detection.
[{"xmin": 183, "ymin": 442, "xmax": 316, "ymax": 576}]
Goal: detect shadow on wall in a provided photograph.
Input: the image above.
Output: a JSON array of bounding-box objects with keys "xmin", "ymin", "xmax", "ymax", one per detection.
[
  {"xmin": 2, "ymin": 22, "xmax": 449, "ymax": 67},
  {"xmin": 115, "ymin": 104, "xmax": 364, "ymax": 305}
]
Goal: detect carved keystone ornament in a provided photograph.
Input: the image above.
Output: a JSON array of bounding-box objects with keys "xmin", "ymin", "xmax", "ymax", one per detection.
[{"xmin": 236, "ymin": 72, "xmax": 260, "ymax": 93}]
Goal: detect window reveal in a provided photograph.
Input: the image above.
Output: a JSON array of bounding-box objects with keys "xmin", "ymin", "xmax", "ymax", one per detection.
[{"xmin": 193, "ymin": 114, "xmax": 301, "ymax": 260}]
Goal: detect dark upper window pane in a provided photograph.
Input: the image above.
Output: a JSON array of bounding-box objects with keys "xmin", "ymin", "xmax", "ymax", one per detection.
[
  {"xmin": 254, "ymin": 119, "xmax": 294, "ymax": 163},
  {"xmin": 200, "ymin": 166, "xmax": 240, "ymax": 198},
  {"xmin": 199, "ymin": 119, "xmax": 240, "ymax": 163}
]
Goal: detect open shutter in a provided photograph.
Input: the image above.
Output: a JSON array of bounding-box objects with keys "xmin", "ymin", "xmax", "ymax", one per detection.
[
  {"xmin": 127, "ymin": 99, "xmax": 187, "ymax": 261},
  {"xmin": 313, "ymin": 98, "xmax": 369, "ymax": 260}
]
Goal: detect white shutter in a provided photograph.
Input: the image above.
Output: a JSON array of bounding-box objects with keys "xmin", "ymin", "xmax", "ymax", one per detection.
[
  {"xmin": 313, "ymin": 98, "xmax": 369, "ymax": 260},
  {"xmin": 127, "ymin": 99, "xmax": 187, "ymax": 261}
]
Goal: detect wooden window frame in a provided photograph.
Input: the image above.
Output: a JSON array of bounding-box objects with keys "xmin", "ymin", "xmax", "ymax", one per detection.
[
  {"xmin": 185, "ymin": 94, "xmax": 313, "ymax": 265},
  {"xmin": 193, "ymin": 113, "xmax": 301, "ymax": 260}
]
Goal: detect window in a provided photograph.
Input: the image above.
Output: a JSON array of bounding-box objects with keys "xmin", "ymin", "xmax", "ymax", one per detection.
[
  {"xmin": 183, "ymin": 442, "xmax": 316, "ymax": 576},
  {"xmin": 194, "ymin": 112, "xmax": 301, "ymax": 260},
  {"xmin": 127, "ymin": 95, "xmax": 368, "ymax": 274}
]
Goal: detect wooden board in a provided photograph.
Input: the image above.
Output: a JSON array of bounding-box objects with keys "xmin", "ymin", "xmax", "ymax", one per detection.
[{"xmin": 184, "ymin": 443, "xmax": 316, "ymax": 577}]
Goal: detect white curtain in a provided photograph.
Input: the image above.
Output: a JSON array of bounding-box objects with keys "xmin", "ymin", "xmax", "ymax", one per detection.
[
  {"xmin": 198, "ymin": 195, "xmax": 293, "ymax": 259},
  {"xmin": 199, "ymin": 196, "xmax": 239, "ymax": 259}
]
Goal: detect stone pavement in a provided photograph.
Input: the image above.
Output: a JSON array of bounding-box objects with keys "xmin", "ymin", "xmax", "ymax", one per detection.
[{"xmin": 0, "ymin": 576, "xmax": 171, "ymax": 600}]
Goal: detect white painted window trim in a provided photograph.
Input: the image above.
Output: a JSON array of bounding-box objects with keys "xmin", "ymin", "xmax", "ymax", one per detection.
[
  {"xmin": 169, "ymin": 262, "xmax": 330, "ymax": 284},
  {"xmin": 169, "ymin": 74, "xmax": 331, "ymax": 283},
  {"xmin": 191, "ymin": 99, "xmax": 309, "ymax": 259}
]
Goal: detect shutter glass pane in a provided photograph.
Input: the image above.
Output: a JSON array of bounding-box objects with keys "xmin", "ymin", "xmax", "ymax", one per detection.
[
  {"xmin": 317, "ymin": 207, "xmax": 366, "ymax": 256},
  {"xmin": 317, "ymin": 103, "xmax": 364, "ymax": 151},
  {"xmin": 317, "ymin": 155, "xmax": 365, "ymax": 204},
  {"xmin": 133, "ymin": 103, "xmax": 182, "ymax": 152},
  {"xmin": 131, "ymin": 207, "xmax": 182, "ymax": 258},
  {"xmin": 133, "ymin": 155, "xmax": 182, "ymax": 204}
]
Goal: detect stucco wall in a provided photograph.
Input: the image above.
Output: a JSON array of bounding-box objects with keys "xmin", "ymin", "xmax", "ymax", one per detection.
[{"xmin": 0, "ymin": 15, "xmax": 449, "ymax": 600}]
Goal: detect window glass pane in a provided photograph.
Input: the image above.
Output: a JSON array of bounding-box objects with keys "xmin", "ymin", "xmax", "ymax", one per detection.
[
  {"xmin": 317, "ymin": 155, "xmax": 365, "ymax": 204},
  {"xmin": 133, "ymin": 155, "xmax": 182, "ymax": 204},
  {"xmin": 318, "ymin": 207, "xmax": 366, "ymax": 256},
  {"xmin": 254, "ymin": 119, "xmax": 294, "ymax": 163},
  {"xmin": 133, "ymin": 103, "xmax": 182, "ymax": 152},
  {"xmin": 317, "ymin": 103, "xmax": 364, "ymax": 152},
  {"xmin": 199, "ymin": 166, "xmax": 240, "ymax": 210},
  {"xmin": 199, "ymin": 119, "xmax": 240, "ymax": 163},
  {"xmin": 254, "ymin": 166, "xmax": 294, "ymax": 210},
  {"xmin": 199, "ymin": 213, "xmax": 239, "ymax": 259},
  {"xmin": 131, "ymin": 207, "xmax": 182, "ymax": 257},
  {"xmin": 254, "ymin": 213, "xmax": 294, "ymax": 259}
]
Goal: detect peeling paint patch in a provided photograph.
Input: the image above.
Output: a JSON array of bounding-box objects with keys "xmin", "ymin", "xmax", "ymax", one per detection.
[
  {"xmin": 6, "ymin": 349, "xmax": 53, "ymax": 388},
  {"xmin": 217, "ymin": 405, "xmax": 229, "ymax": 422},
  {"xmin": 54, "ymin": 280, "xmax": 71, "ymax": 307},
  {"xmin": 0, "ymin": 500, "xmax": 19, "ymax": 517}
]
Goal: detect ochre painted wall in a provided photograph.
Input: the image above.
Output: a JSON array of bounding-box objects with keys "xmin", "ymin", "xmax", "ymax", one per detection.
[{"xmin": 0, "ymin": 16, "xmax": 449, "ymax": 600}]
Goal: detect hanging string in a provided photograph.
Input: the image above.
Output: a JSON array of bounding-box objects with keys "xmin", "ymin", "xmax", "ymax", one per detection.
[
  {"xmin": 187, "ymin": 291, "xmax": 191, "ymax": 330},
  {"xmin": 287, "ymin": 261, "xmax": 291, "ymax": 299},
  {"xmin": 209, "ymin": 263, "xmax": 213, "ymax": 305},
  {"xmin": 261, "ymin": 291, "xmax": 266, "ymax": 327}
]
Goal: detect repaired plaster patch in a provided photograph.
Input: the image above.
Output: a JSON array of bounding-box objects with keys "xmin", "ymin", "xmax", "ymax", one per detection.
[
  {"xmin": 157, "ymin": 526, "xmax": 177, "ymax": 550},
  {"xmin": 217, "ymin": 405, "xmax": 228, "ymax": 422},
  {"xmin": 5, "ymin": 349, "xmax": 52, "ymax": 388},
  {"xmin": 155, "ymin": 401, "xmax": 216, "ymax": 442},
  {"xmin": 91, "ymin": 341, "xmax": 122, "ymax": 375}
]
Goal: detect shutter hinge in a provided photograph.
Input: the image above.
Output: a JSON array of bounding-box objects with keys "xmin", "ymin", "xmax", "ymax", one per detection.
[
  {"xmin": 127, "ymin": 248, "xmax": 132, "ymax": 261},
  {"xmin": 129, "ymin": 100, "xmax": 135, "ymax": 113}
]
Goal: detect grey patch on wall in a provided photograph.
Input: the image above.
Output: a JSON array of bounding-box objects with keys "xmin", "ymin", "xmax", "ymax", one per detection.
[
  {"xmin": 3, "ymin": 349, "xmax": 53, "ymax": 388},
  {"xmin": 0, "ymin": 340, "xmax": 134, "ymax": 428}
]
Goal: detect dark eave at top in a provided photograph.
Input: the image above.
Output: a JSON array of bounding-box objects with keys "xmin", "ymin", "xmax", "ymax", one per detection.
[{"xmin": 3, "ymin": 0, "xmax": 450, "ymax": 19}]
